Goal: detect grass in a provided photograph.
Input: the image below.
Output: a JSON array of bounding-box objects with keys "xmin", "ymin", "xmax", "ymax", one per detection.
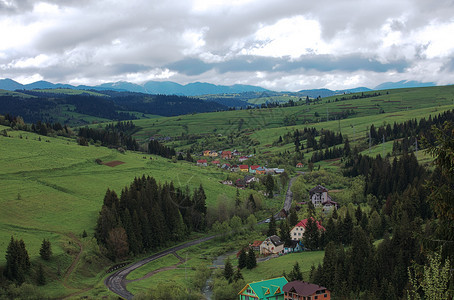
[
  {"xmin": 126, "ymin": 254, "xmax": 181, "ymax": 280},
  {"xmin": 240, "ymin": 251, "xmax": 325, "ymax": 283}
]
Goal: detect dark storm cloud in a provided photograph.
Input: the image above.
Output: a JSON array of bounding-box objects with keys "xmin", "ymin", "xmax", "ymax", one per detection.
[{"xmin": 166, "ymin": 55, "xmax": 409, "ymax": 75}]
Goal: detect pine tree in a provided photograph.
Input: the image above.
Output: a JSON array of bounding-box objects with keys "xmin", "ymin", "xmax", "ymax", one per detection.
[
  {"xmin": 238, "ymin": 248, "xmax": 247, "ymax": 269},
  {"xmin": 246, "ymin": 247, "xmax": 257, "ymax": 269},
  {"xmin": 233, "ymin": 268, "xmax": 244, "ymax": 282},
  {"xmin": 224, "ymin": 258, "xmax": 234, "ymax": 283},
  {"xmin": 235, "ymin": 189, "xmax": 241, "ymax": 208},
  {"xmin": 4, "ymin": 236, "xmax": 30, "ymax": 284},
  {"xmin": 267, "ymin": 215, "xmax": 277, "ymax": 236},
  {"xmin": 289, "ymin": 207, "xmax": 299, "ymax": 227},
  {"xmin": 39, "ymin": 239, "xmax": 52, "ymax": 261},
  {"xmin": 265, "ymin": 174, "xmax": 274, "ymax": 198},
  {"xmin": 36, "ymin": 264, "xmax": 46, "ymax": 286},
  {"xmin": 288, "ymin": 262, "xmax": 303, "ymax": 281}
]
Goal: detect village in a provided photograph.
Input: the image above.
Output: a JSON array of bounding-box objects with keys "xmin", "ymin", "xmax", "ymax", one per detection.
[{"xmin": 235, "ymin": 185, "xmax": 338, "ymax": 300}]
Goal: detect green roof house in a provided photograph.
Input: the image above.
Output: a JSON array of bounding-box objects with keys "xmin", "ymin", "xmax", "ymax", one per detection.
[{"xmin": 238, "ymin": 277, "xmax": 288, "ymax": 300}]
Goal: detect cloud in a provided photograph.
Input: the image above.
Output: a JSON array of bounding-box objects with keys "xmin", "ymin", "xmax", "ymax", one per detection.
[{"xmin": 0, "ymin": 0, "xmax": 453, "ymax": 90}]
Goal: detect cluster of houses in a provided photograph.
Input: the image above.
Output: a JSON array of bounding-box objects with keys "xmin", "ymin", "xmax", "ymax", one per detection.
[
  {"xmin": 243, "ymin": 217, "xmax": 326, "ymax": 258},
  {"xmin": 238, "ymin": 277, "xmax": 331, "ymax": 300}
]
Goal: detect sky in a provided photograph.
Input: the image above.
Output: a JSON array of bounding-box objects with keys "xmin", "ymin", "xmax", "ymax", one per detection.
[{"xmin": 1, "ymin": 0, "xmax": 454, "ymax": 91}]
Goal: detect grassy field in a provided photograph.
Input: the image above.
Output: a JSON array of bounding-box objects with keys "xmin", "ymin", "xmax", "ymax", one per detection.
[
  {"xmin": 131, "ymin": 85, "xmax": 454, "ymax": 144},
  {"xmin": 0, "ymin": 129, "xmax": 261, "ymax": 297}
]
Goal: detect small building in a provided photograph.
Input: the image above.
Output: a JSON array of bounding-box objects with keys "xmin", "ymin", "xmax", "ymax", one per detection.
[
  {"xmin": 256, "ymin": 167, "xmax": 266, "ymax": 175},
  {"xmin": 203, "ymin": 150, "xmax": 211, "ymax": 157},
  {"xmin": 235, "ymin": 179, "xmax": 246, "ymax": 188},
  {"xmin": 260, "ymin": 235, "xmax": 284, "ymax": 255},
  {"xmin": 220, "ymin": 180, "xmax": 233, "ymax": 185},
  {"xmin": 239, "ymin": 156, "xmax": 249, "ymax": 162},
  {"xmin": 283, "ymin": 281, "xmax": 331, "ymax": 300},
  {"xmin": 290, "ymin": 218, "xmax": 325, "ymax": 241},
  {"xmin": 250, "ymin": 240, "xmax": 262, "ymax": 252},
  {"xmin": 221, "ymin": 163, "xmax": 231, "ymax": 170},
  {"xmin": 296, "ymin": 162, "xmax": 304, "ymax": 168},
  {"xmin": 239, "ymin": 165, "xmax": 249, "ymax": 172},
  {"xmin": 196, "ymin": 159, "xmax": 208, "ymax": 166},
  {"xmin": 283, "ymin": 240, "xmax": 303, "ymax": 254},
  {"xmin": 221, "ymin": 151, "xmax": 232, "ymax": 159},
  {"xmin": 232, "ymin": 149, "xmax": 241, "ymax": 156},
  {"xmin": 249, "ymin": 165, "xmax": 260, "ymax": 173},
  {"xmin": 244, "ymin": 175, "xmax": 259, "ymax": 184},
  {"xmin": 238, "ymin": 277, "xmax": 288, "ymax": 300},
  {"xmin": 209, "ymin": 151, "xmax": 219, "ymax": 157},
  {"xmin": 212, "ymin": 160, "xmax": 221, "ymax": 166},
  {"xmin": 230, "ymin": 165, "xmax": 240, "ymax": 172},
  {"xmin": 274, "ymin": 168, "xmax": 285, "ymax": 174},
  {"xmin": 309, "ymin": 185, "xmax": 330, "ymax": 207}
]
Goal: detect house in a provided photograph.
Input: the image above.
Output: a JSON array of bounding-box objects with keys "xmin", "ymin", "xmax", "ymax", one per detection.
[
  {"xmin": 322, "ymin": 199, "xmax": 339, "ymax": 212},
  {"xmin": 221, "ymin": 163, "xmax": 231, "ymax": 170},
  {"xmin": 249, "ymin": 165, "xmax": 260, "ymax": 173},
  {"xmin": 290, "ymin": 218, "xmax": 325, "ymax": 241},
  {"xmin": 235, "ymin": 179, "xmax": 246, "ymax": 188},
  {"xmin": 221, "ymin": 151, "xmax": 232, "ymax": 159},
  {"xmin": 209, "ymin": 151, "xmax": 219, "ymax": 157},
  {"xmin": 260, "ymin": 235, "xmax": 284, "ymax": 255},
  {"xmin": 309, "ymin": 185, "xmax": 338, "ymax": 210},
  {"xmin": 274, "ymin": 168, "xmax": 285, "ymax": 174},
  {"xmin": 256, "ymin": 167, "xmax": 266, "ymax": 175},
  {"xmin": 220, "ymin": 180, "xmax": 232, "ymax": 185},
  {"xmin": 296, "ymin": 162, "xmax": 304, "ymax": 168},
  {"xmin": 212, "ymin": 160, "xmax": 221, "ymax": 166},
  {"xmin": 250, "ymin": 240, "xmax": 262, "ymax": 252},
  {"xmin": 283, "ymin": 240, "xmax": 303, "ymax": 254},
  {"xmin": 230, "ymin": 165, "xmax": 240, "ymax": 172},
  {"xmin": 244, "ymin": 175, "xmax": 259, "ymax": 184},
  {"xmin": 283, "ymin": 281, "xmax": 331, "ymax": 300},
  {"xmin": 239, "ymin": 156, "xmax": 249, "ymax": 162},
  {"xmin": 239, "ymin": 165, "xmax": 249, "ymax": 172},
  {"xmin": 265, "ymin": 168, "xmax": 275, "ymax": 175},
  {"xmin": 196, "ymin": 159, "xmax": 207, "ymax": 166},
  {"xmin": 238, "ymin": 277, "xmax": 288, "ymax": 300},
  {"xmin": 232, "ymin": 149, "xmax": 241, "ymax": 156},
  {"xmin": 203, "ymin": 150, "xmax": 211, "ymax": 157}
]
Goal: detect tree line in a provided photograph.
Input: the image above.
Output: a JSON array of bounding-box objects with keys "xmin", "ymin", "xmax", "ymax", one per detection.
[
  {"xmin": 95, "ymin": 176, "xmax": 207, "ymax": 261},
  {"xmin": 78, "ymin": 121, "xmax": 140, "ymax": 150}
]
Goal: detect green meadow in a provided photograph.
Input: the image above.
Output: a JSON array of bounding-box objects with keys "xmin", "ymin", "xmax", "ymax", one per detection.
[{"xmin": 0, "ymin": 128, "xmax": 257, "ymax": 297}]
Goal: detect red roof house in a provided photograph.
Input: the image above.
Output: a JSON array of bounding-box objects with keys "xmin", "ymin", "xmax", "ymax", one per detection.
[{"xmin": 290, "ymin": 218, "xmax": 325, "ymax": 241}]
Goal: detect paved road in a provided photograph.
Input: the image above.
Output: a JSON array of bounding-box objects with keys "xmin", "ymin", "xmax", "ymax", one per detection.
[
  {"xmin": 104, "ymin": 235, "xmax": 216, "ymax": 300},
  {"xmin": 105, "ymin": 174, "xmax": 301, "ymax": 299}
]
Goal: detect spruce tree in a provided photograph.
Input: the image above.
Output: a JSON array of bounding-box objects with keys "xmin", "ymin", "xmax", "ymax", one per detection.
[
  {"xmin": 246, "ymin": 247, "xmax": 257, "ymax": 269},
  {"xmin": 233, "ymin": 268, "xmax": 244, "ymax": 282},
  {"xmin": 288, "ymin": 262, "xmax": 303, "ymax": 281},
  {"xmin": 223, "ymin": 258, "xmax": 234, "ymax": 283},
  {"xmin": 238, "ymin": 248, "xmax": 247, "ymax": 269},
  {"xmin": 39, "ymin": 239, "xmax": 52, "ymax": 261},
  {"xmin": 265, "ymin": 174, "xmax": 274, "ymax": 198},
  {"xmin": 289, "ymin": 207, "xmax": 299, "ymax": 227},
  {"xmin": 267, "ymin": 215, "xmax": 277, "ymax": 236},
  {"xmin": 36, "ymin": 264, "xmax": 46, "ymax": 286}
]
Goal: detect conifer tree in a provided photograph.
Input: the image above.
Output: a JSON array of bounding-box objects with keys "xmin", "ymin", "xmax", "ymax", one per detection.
[
  {"xmin": 233, "ymin": 268, "xmax": 244, "ymax": 282},
  {"xmin": 4, "ymin": 236, "xmax": 30, "ymax": 284},
  {"xmin": 36, "ymin": 264, "xmax": 46, "ymax": 286},
  {"xmin": 246, "ymin": 247, "xmax": 257, "ymax": 269},
  {"xmin": 289, "ymin": 207, "xmax": 299, "ymax": 227},
  {"xmin": 267, "ymin": 215, "xmax": 277, "ymax": 236},
  {"xmin": 224, "ymin": 258, "xmax": 234, "ymax": 283},
  {"xmin": 288, "ymin": 262, "xmax": 303, "ymax": 281},
  {"xmin": 39, "ymin": 239, "xmax": 52, "ymax": 261},
  {"xmin": 238, "ymin": 248, "xmax": 247, "ymax": 269}
]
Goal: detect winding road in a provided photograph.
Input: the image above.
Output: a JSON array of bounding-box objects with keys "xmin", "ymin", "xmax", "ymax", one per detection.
[
  {"xmin": 104, "ymin": 174, "xmax": 301, "ymax": 299},
  {"xmin": 104, "ymin": 235, "xmax": 216, "ymax": 300}
]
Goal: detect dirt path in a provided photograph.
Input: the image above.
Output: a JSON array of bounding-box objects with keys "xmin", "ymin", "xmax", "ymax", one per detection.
[
  {"xmin": 126, "ymin": 252, "xmax": 187, "ymax": 283},
  {"xmin": 62, "ymin": 233, "xmax": 83, "ymax": 288}
]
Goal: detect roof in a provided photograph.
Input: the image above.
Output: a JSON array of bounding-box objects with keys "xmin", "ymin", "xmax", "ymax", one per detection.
[
  {"xmin": 285, "ymin": 240, "xmax": 301, "ymax": 249},
  {"xmin": 212, "ymin": 160, "xmax": 220, "ymax": 164},
  {"xmin": 293, "ymin": 218, "xmax": 325, "ymax": 231},
  {"xmin": 250, "ymin": 165, "xmax": 261, "ymax": 170},
  {"xmin": 251, "ymin": 240, "xmax": 262, "ymax": 247},
  {"xmin": 256, "ymin": 167, "xmax": 265, "ymax": 171},
  {"xmin": 264, "ymin": 235, "xmax": 284, "ymax": 247},
  {"xmin": 239, "ymin": 277, "xmax": 288, "ymax": 298},
  {"xmin": 296, "ymin": 162, "xmax": 304, "ymax": 166},
  {"xmin": 197, "ymin": 159, "xmax": 207, "ymax": 163},
  {"xmin": 310, "ymin": 185, "xmax": 328, "ymax": 195},
  {"xmin": 221, "ymin": 150, "xmax": 232, "ymax": 154},
  {"xmin": 239, "ymin": 164, "xmax": 249, "ymax": 169},
  {"xmin": 283, "ymin": 281, "xmax": 328, "ymax": 296}
]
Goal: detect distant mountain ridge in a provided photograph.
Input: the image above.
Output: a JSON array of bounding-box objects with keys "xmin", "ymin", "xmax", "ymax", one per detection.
[
  {"xmin": 0, "ymin": 78, "xmax": 439, "ymax": 96},
  {"xmin": 0, "ymin": 79, "xmax": 269, "ymax": 96}
]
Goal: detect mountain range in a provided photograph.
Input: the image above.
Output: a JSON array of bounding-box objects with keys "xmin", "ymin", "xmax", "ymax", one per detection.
[{"xmin": 0, "ymin": 78, "xmax": 437, "ymax": 97}]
